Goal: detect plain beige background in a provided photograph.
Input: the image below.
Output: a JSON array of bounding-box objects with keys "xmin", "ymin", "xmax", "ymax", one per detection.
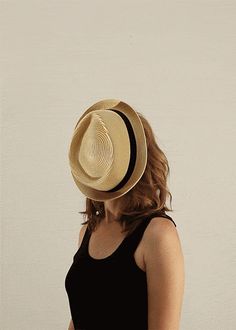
[{"xmin": 1, "ymin": 1, "xmax": 236, "ymax": 329}]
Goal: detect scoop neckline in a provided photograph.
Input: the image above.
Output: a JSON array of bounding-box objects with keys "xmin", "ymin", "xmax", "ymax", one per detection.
[
  {"xmin": 85, "ymin": 211, "xmax": 172, "ymax": 262},
  {"xmin": 86, "ymin": 228, "xmax": 130, "ymax": 262}
]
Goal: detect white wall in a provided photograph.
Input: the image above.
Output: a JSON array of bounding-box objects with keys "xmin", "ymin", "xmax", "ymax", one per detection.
[{"xmin": 1, "ymin": 1, "xmax": 236, "ymax": 329}]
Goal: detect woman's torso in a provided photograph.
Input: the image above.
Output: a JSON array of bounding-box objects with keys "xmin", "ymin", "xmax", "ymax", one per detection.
[
  {"xmin": 87, "ymin": 218, "xmax": 146, "ymax": 272},
  {"xmin": 65, "ymin": 211, "xmax": 176, "ymax": 330}
]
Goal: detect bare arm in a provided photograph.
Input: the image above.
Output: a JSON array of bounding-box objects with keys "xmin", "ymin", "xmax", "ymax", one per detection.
[
  {"xmin": 67, "ymin": 224, "xmax": 88, "ymax": 330},
  {"xmin": 144, "ymin": 218, "xmax": 185, "ymax": 330},
  {"xmin": 68, "ymin": 318, "xmax": 75, "ymax": 330}
]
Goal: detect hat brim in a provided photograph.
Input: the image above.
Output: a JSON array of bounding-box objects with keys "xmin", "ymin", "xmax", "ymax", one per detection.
[{"xmin": 70, "ymin": 99, "xmax": 147, "ymax": 201}]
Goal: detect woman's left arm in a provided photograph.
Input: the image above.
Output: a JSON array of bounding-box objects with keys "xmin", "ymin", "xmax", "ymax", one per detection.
[{"xmin": 144, "ymin": 218, "xmax": 185, "ymax": 330}]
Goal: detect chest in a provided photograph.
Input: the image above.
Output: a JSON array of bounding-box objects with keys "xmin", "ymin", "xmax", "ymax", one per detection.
[{"xmin": 88, "ymin": 227, "xmax": 146, "ymax": 272}]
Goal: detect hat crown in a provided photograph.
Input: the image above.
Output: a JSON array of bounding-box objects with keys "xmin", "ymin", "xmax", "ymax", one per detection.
[
  {"xmin": 70, "ymin": 109, "xmax": 131, "ymax": 191},
  {"xmin": 78, "ymin": 113, "xmax": 114, "ymax": 178}
]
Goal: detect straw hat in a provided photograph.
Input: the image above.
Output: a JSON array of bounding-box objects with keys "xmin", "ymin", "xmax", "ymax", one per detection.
[{"xmin": 68, "ymin": 99, "xmax": 147, "ymax": 201}]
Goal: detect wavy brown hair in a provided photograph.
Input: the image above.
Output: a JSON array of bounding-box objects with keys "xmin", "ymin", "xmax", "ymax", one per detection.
[{"xmin": 78, "ymin": 111, "xmax": 173, "ymax": 236}]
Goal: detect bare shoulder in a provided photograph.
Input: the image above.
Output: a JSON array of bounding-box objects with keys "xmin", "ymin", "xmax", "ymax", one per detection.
[
  {"xmin": 143, "ymin": 216, "xmax": 182, "ymax": 260},
  {"xmin": 145, "ymin": 217, "xmax": 176, "ymax": 235},
  {"xmin": 145, "ymin": 215, "xmax": 177, "ymax": 235},
  {"xmin": 78, "ymin": 224, "xmax": 88, "ymax": 249}
]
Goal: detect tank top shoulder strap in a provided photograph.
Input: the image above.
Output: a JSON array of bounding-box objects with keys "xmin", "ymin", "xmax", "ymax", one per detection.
[
  {"xmin": 72, "ymin": 225, "xmax": 91, "ymax": 262},
  {"xmin": 123, "ymin": 211, "xmax": 176, "ymax": 257},
  {"xmin": 78, "ymin": 225, "xmax": 91, "ymax": 250},
  {"xmin": 81, "ymin": 225, "xmax": 91, "ymax": 246}
]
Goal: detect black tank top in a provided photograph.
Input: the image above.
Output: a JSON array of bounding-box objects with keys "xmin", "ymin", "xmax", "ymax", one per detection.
[{"xmin": 65, "ymin": 211, "xmax": 176, "ymax": 330}]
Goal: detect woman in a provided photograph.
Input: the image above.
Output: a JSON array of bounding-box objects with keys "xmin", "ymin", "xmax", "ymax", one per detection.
[{"xmin": 65, "ymin": 99, "xmax": 185, "ymax": 330}]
